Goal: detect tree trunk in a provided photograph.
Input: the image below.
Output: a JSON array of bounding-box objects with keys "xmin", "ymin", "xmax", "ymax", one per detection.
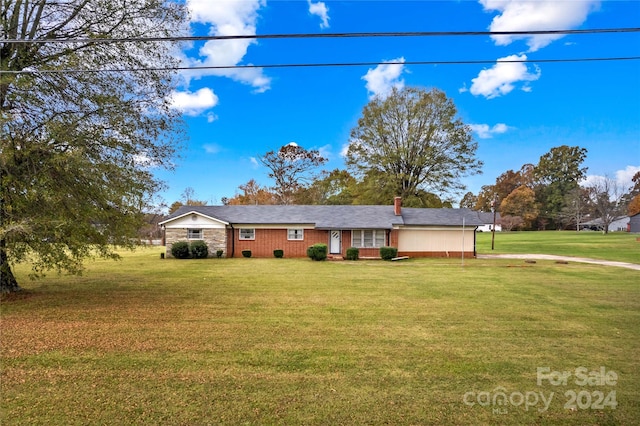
[{"xmin": 0, "ymin": 243, "xmax": 21, "ymax": 294}]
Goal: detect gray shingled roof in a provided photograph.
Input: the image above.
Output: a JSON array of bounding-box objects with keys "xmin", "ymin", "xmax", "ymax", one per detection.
[
  {"xmin": 475, "ymin": 211, "xmax": 501, "ymax": 223},
  {"xmin": 163, "ymin": 205, "xmax": 484, "ymax": 228},
  {"xmin": 401, "ymin": 207, "xmax": 485, "ymax": 226}
]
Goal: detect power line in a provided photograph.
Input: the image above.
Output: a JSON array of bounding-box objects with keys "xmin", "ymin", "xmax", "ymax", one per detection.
[
  {"xmin": 4, "ymin": 27, "xmax": 640, "ymax": 44},
  {"xmin": 2, "ymin": 56, "xmax": 639, "ymax": 75}
]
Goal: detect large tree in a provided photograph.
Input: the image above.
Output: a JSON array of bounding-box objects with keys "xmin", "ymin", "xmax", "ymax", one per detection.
[
  {"xmin": 556, "ymin": 187, "xmax": 591, "ymax": 231},
  {"xmin": 1, "ymin": 0, "xmax": 186, "ymax": 292},
  {"xmin": 345, "ymin": 87, "xmax": 482, "ymax": 202},
  {"xmin": 585, "ymin": 176, "xmax": 626, "ymax": 234},
  {"xmin": 259, "ymin": 143, "xmax": 327, "ymax": 205},
  {"xmin": 500, "ymin": 185, "xmax": 539, "ymax": 229},
  {"xmin": 534, "ymin": 145, "xmax": 588, "ymax": 228},
  {"xmin": 297, "ymin": 169, "xmax": 356, "ymax": 205}
]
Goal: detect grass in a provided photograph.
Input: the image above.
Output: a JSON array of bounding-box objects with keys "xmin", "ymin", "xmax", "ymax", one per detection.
[
  {"xmin": 1, "ymin": 243, "xmax": 639, "ymax": 425},
  {"xmin": 477, "ymin": 231, "xmax": 640, "ymax": 264}
]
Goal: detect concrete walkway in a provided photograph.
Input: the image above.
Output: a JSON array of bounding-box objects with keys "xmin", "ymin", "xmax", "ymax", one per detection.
[{"xmin": 477, "ymin": 253, "xmax": 640, "ymax": 271}]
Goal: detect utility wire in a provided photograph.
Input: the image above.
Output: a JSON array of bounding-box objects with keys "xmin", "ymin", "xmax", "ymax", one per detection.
[
  {"xmin": 2, "ymin": 56, "xmax": 639, "ymax": 75},
  {"xmin": 4, "ymin": 27, "xmax": 640, "ymax": 44}
]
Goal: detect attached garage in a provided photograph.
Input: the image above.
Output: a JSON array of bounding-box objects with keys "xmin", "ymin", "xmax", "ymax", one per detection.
[{"xmin": 397, "ymin": 226, "xmax": 476, "ymax": 258}]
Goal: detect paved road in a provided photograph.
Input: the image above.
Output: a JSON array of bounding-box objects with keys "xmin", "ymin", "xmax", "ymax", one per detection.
[{"xmin": 477, "ymin": 254, "xmax": 640, "ymax": 271}]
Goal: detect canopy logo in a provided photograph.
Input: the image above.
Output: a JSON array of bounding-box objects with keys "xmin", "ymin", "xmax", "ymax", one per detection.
[{"xmin": 463, "ymin": 366, "xmax": 618, "ymax": 415}]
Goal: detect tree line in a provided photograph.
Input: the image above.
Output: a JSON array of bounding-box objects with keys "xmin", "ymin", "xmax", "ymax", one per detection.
[{"xmin": 460, "ymin": 146, "xmax": 640, "ymax": 232}]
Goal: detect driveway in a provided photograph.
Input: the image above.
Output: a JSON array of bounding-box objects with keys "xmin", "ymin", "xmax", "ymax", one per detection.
[{"xmin": 477, "ymin": 254, "xmax": 640, "ymax": 271}]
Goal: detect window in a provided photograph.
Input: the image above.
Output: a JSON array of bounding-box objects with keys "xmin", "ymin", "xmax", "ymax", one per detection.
[
  {"xmin": 239, "ymin": 228, "xmax": 255, "ymax": 240},
  {"xmin": 187, "ymin": 229, "xmax": 203, "ymax": 239},
  {"xmin": 288, "ymin": 228, "xmax": 304, "ymax": 240},
  {"xmin": 352, "ymin": 230, "xmax": 385, "ymax": 248}
]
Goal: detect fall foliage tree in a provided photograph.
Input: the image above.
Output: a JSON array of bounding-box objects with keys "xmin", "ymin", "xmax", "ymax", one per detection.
[
  {"xmin": 474, "ymin": 164, "xmax": 533, "ymax": 212},
  {"xmin": 628, "ymin": 194, "xmax": 640, "ymax": 217},
  {"xmin": 500, "ymin": 186, "xmax": 539, "ymax": 229},
  {"xmin": 623, "ymin": 171, "xmax": 640, "ymax": 215},
  {"xmin": 224, "ymin": 179, "xmax": 276, "ymax": 205}
]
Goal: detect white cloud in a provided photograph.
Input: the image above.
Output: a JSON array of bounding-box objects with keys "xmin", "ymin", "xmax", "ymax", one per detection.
[
  {"xmin": 340, "ymin": 143, "xmax": 350, "ymax": 158},
  {"xmin": 469, "ymin": 123, "xmax": 510, "ymax": 139},
  {"xmin": 616, "ymin": 165, "xmax": 640, "ymax": 189},
  {"xmin": 469, "ymin": 54, "xmax": 541, "ymax": 99},
  {"xmin": 170, "ymin": 87, "xmax": 219, "ymax": 116},
  {"xmin": 317, "ymin": 144, "xmax": 333, "ymax": 160},
  {"xmin": 183, "ymin": 0, "xmax": 271, "ymax": 92},
  {"xmin": 249, "ymin": 157, "xmax": 259, "ymax": 168},
  {"xmin": 203, "ymin": 143, "xmax": 221, "ymax": 154},
  {"xmin": 362, "ymin": 57, "xmax": 406, "ymax": 99},
  {"xmin": 480, "ymin": 0, "xmax": 600, "ymax": 52},
  {"xmin": 308, "ymin": 0, "xmax": 330, "ymax": 29},
  {"xmin": 582, "ymin": 166, "xmax": 640, "ymax": 191}
]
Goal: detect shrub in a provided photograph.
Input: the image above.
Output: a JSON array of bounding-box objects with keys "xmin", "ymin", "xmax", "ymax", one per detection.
[
  {"xmin": 307, "ymin": 243, "xmax": 327, "ymax": 261},
  {"xmin": 346, "ymin": 247, "xmax": 359, "ymax": 261},
  {"xmin": 241, "ymin": 250, "xmax": 252, "ymax": 258},
  {"xmin": 273, "ymin": 249, "xmax": 284, "ymax": 258},
  {"xmin": 190, "ymin": 240, "xmax": 209, "ymax": 259},
  {"xmin": 216, "ymin": 250, "xmax": 224, "ymax": 258},
  {"xmin": 380, "ymin": 246, "xmax": 398, "ymax": 260},
  {"xmin": 171, "ymin": 241, "xmax": 190, "ymax": 259}
]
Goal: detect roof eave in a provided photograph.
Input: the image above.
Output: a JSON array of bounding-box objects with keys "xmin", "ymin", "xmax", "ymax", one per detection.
[{"xmin": 159, "ymin": 210, "xmax": 229, "ymax": 226}]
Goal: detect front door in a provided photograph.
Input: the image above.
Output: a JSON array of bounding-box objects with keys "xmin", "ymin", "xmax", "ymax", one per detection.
[{"xmin": 329, "ymin": 230, "xmax": 341, "ymax": 254}]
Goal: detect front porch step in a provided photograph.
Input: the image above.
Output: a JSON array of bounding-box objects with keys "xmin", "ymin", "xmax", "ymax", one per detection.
[{"xmin": 327, "ymin": 255, "xmax": 344, "ymax": 261}]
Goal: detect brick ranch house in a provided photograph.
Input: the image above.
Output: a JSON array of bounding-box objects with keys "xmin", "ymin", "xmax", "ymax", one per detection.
[{"xmin": 159, "ymin": 197, "xmax": 484, "ymax": 259}]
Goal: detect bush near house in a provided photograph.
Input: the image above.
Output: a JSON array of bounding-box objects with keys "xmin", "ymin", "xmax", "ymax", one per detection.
[
  {"xmin": 346, "ymin": 247, "xmax": 359, "ymax": 260},
  {"xmin": 273, "ymin": 249, "xmax": 284, "ymax": 258},
  {"xmin": 171, "ymin": 241, "xmax": 190, "ymax": 259},
  {"xmin": 380, "ymin": 246, "xmax": 398, "ymax": 260},
  {"xmin": 190, "ymin": 241, "xmax": 208, "ymax": 259},
  {"xmin": 216, "ymin": 250, "xmax": 224, "ymax": 258},
  {"xmin": 307, "ymin": 244, "xmax": 327, "ymax": 261}
]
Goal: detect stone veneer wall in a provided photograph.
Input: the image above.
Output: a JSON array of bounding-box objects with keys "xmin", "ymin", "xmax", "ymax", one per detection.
[{"xmin": 164, "ymin": 228, "xmax": 227, "ymax": 258}]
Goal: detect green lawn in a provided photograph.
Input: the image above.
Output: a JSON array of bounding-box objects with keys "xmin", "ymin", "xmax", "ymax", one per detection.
[
  {"xmin": 477, "ymin": 231, "xmax": 640, "ymax": 264},
  {"xmin": 2, "ymin": 246, "xmax": 639, "ymax": 425}
]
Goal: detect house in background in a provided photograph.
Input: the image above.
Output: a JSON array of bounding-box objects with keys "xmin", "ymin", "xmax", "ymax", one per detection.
[
  {"xmin": 580, "ymin": 216, "xmax": 630, "ymax": 232},
  {"xmin": 629, "ymin": 213, "xmax": 640, "ymax": 233},
  {"xmin": 159, "ymin": 197, "xmax": 484, "ymax": 259},
  {"xmin": 475, "ymin": 211, "xmax": 501, "ymax": 233}
]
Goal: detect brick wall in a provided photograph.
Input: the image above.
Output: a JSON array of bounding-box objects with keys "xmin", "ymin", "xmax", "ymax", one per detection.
[
  {"xmin": 165, "ymin": 228, "xmax": 226, "ymax": 258},
  {"xmin": 231, "ymin": 228, "xmax": 330, "ymax": 258},
  {"xmin": 165, "ymin": 226, "xmax": 472, "ymax": 259}
]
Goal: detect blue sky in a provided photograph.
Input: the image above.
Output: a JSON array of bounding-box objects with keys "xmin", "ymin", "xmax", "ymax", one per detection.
[{"xmin": 156, "ymin": 0, "xmax": 640, "ymax": 207}]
